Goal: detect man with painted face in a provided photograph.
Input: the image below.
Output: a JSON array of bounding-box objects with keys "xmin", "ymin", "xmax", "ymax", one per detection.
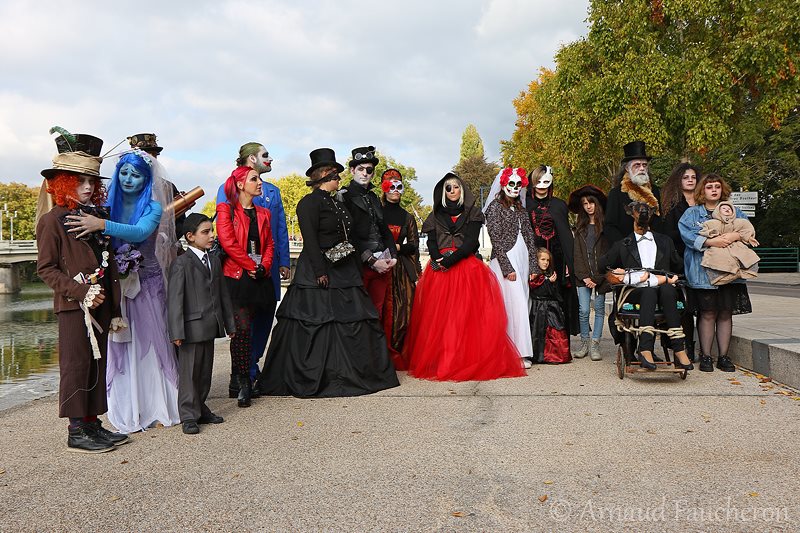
[
  {"xmin": 599, "ymin": 201, "xmax": 693, "ymax": 371},
  {"xmin": 341, "ymin": 146, "xmax": 397, "ymax": 318},
  {"xmin": 605, "ymin": 141, "xmax": 662, "ymax": 244},
  {"xmin": 216, "ymin": 142, "xmax": 290, "ymax": 395}
]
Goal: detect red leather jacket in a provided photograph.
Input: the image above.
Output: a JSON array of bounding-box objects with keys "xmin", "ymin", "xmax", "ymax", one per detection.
[{"xmin": 217, "ymin": 202, "xmax": 274, "ymax": 280}]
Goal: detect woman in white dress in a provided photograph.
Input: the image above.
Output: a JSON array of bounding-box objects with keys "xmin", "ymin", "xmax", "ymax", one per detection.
[
  {"xmin": 67, "ymin": 149, "xmax": 180, "ymax": 432},
  {"xmin": 483, "ymin": 168, "xmax": 539, "ymax": 368}
]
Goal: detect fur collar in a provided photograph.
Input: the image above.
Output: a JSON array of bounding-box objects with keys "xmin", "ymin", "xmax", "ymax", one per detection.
[{"xmin": 621, "ymin": 173, "xmax": 660, "ymax": 215}]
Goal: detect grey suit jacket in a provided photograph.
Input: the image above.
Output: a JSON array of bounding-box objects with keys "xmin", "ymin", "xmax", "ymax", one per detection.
[{"xmin": 167, "ymin": 249, "xmax": 235, "ymax": 343}]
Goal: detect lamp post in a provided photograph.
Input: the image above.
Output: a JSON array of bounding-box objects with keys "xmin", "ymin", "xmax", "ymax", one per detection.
[
  {"xmin": 9, "ymin": 211, "xmax": 17, "ymax": 241},
  {"xmin": 0, "ymin": 202, "xmax": 6, "ymax": 241}
]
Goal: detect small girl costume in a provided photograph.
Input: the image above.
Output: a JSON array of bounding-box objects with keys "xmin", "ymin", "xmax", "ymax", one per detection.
[{"xmin": 529, "ymin": 273, "xmax": 571, "ymax": 364}]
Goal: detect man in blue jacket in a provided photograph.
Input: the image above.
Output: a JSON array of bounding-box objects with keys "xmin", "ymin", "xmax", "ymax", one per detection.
[{"xmin": 216, "ymin": 142, "xmax": 290, "ymax": 394}]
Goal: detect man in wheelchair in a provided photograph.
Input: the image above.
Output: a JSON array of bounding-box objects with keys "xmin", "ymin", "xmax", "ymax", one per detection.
[{"xmin": 599, "ymin": 201, "xmax": 694, "ymax": 371}]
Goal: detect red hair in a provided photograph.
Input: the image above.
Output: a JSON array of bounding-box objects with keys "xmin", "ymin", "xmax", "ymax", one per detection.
[
  {"xmin": 224, "ymin": 166, "xmax": 255, "ymax": 205},
  {"xmin": 46, "ymin": 172, "xmax": 106, "ymax": 209}
]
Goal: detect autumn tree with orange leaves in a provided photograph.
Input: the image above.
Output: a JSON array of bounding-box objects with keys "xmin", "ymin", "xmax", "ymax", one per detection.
[{"xmin": 502, "ymin": 0, "xmax": 800, "ymax": 204}]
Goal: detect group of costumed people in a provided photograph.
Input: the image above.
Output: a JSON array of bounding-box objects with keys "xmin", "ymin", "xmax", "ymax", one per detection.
[{"xmin": 36, "ymin": 130, "xmax": 756, "ymax": 454}]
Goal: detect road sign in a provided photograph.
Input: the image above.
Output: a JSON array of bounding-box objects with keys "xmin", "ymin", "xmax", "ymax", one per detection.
[
  {"xmin": 736, "ymin": 204, "xmax": 756, "ymax": 218},
  {"xmin": 730, "ymin": 191, "xmax": 758, "ymax": 204}
]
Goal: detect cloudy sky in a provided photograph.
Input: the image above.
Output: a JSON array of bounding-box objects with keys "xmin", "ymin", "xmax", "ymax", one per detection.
[{"xmin": 0, "ymin": 0, "xmax": 589, "ymax": 204}]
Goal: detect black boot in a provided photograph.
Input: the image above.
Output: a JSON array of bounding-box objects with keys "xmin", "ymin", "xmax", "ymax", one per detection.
[
  {"xmin": 716, "ymin": 355, "xmax": 736, "ymax": 372},
  {"xmin": 699, "ymin": 355, "xmax": 714, "ymax": 372},
  {"xmin": 89, "ymin": 420, "xmax": 130, "ymax": 445},
  {"xmin": 67, "ymin": 424, "xmax": 115, "ymax": 454},
  {"xmin": 237, "ymin": 374, "xmax": 251, "ymax": 408},
  {"xmin": 228, "ymin": 373, "xmax": 239, "ymax": 399}
]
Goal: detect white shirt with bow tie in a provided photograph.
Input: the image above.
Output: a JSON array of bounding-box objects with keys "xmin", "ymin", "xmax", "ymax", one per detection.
[{"xmin": 624, "ymin": 231, "xmax": 658, "ymax": 287}]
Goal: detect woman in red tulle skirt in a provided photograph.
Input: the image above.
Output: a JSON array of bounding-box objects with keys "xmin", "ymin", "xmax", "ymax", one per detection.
[{"xmin": 404, "ymin": 173, "xmax": 525, "ymax": 381}]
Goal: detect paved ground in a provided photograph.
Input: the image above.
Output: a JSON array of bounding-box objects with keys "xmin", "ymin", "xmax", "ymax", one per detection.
[{"xmin": 1, "ymin": 335, "xmax": 799, "ymax": 532}]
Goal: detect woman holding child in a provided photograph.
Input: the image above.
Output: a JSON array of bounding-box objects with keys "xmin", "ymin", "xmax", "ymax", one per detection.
[{"xmin": 679, "ymin": 173, "xmax": 755, "ymax": 373}]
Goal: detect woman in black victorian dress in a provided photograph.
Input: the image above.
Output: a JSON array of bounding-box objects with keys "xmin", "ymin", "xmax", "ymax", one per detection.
[{"xmin": 256, "ymin": 149, "xmax": 399, "ymax": 398}]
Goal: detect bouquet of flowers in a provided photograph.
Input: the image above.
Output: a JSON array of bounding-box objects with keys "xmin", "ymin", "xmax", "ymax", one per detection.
[{"xmin": 114, "ymin": 244, "xmax": 143, "ymax": 278}]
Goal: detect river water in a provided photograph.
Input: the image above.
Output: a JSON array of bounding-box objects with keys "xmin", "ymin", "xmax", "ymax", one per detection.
[{"xmin": 0, "ymin": 283, "xmax": 60, "ymax": 411}]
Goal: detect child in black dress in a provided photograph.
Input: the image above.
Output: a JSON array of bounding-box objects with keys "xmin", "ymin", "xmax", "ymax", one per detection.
[{"xmin": 529, "ymin": 249, "xmax": 571, "ymax": 364}]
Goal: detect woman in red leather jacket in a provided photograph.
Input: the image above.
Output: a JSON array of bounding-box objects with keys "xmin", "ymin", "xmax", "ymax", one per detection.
[{"xmin": 216, "ymin": 166, "xmax": 274, "ymax": 407}]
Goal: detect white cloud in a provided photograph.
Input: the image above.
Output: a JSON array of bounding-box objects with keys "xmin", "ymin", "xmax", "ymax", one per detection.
[{"xmin": 0, "ymin": 0, "xmax": 590, "ymax": 203}]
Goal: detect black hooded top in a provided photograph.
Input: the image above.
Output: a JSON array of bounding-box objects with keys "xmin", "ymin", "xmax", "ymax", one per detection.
[{"xmin": 421, "ymin": 175, "xmax": 484, "ymax": 269}]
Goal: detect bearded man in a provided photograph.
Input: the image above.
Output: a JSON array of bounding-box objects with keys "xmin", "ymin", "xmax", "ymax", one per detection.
[
  {"xmin": 216, "ymin": 142, "xmax": 290, "ymax": 394},
  {"xmin": 604, "ymin": 141, "xmax": 662, "ymax": 244}
]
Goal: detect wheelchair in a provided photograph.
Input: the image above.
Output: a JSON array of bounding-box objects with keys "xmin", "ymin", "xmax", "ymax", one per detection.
[{"xmin": 607, "ymin": 269, "xmax": 689, "ymax": 380}]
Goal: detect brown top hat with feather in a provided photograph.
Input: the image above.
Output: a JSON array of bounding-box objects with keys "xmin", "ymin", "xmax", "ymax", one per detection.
[{"xmin": 40, "ymin": 126, "xmax": 107, "ymax": 180}]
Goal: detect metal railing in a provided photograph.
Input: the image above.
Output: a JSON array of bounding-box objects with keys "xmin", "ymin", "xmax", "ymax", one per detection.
[{"xmin": 754, "ymin": 247, "xmax": 799, "ymax": 272}]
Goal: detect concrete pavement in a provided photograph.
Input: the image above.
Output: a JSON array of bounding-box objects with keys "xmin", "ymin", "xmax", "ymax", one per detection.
[{"xmin": 1, "ymin": 336, "xmax": 798, "ymax": 532}]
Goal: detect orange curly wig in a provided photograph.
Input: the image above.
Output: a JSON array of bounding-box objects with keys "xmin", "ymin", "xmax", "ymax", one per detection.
[{"xmin": 46, "ymin": 172, "xmax": 107, "ymax": 209}]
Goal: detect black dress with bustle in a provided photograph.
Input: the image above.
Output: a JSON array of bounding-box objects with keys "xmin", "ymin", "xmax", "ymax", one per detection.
[{"xmin": 257, "ymin": 188, "xmax": 399, "ymax": 398}]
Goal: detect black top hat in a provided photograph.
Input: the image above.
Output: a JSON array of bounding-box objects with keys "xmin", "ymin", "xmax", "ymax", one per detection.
[
  {"xmin": 348, "ymin": 146, "xmax": 379, "ymax": 167},
  {"xmin": 568, "ymin": 184, "xmax": 608, "ymax": 213},
  {"xmin": 305, "ymin": 148, "xmax": 345, "ymax": 178},
  {"xmin": 129, "ymin": 133, "xmax": 163, "ymax": 155},
  {"xmin": 621, "ymin": 141, "xmax": 652, "ymax": 163},
  {"xmin": 54, "ymin": 133, "xmax": 104, "ymax": 156},
  {"xmin": 41, "ymin": 128, "xmax": 107, "ymax": 179}
]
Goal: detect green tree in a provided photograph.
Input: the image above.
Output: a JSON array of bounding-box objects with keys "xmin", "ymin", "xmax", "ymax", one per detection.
[
  {"xmin": 0, "ymin": 183, "xmax": 39, "ymax": 240},
  {"xmin": 502, "ymin": 0, "xmax": 800, "ymax": 199},
  {"xmin": 459, "ymin": 124, "xmax": 485, "ymax": 161},
  {"xmin": 452, "ymin": 156, "xmax": 500, "ymax": 208},
  {"xmin": 268, "ymin": 173, "xmax": 308, "ymax": 239},
  {"xmin": 199, "ymin": 200, "xmax": 216, "ymax": 218}
]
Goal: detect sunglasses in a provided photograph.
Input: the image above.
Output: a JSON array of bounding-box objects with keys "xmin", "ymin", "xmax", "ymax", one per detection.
[{"xmin": 354, "ymin": 151, "xmax": 375, "ymax": 161}]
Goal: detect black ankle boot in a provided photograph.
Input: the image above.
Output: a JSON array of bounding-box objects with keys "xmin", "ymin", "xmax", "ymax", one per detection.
[
  {"xmin": 228, "ymin": 373, "xmax": 239, "ymax": 399},
  {"xmin": 716, "ymin": 355, "xmax": 736, "ymax": 372},
  {"xmin": 237, "ymin": 374, "xmax": 251, "ymax": 407},
  {"xmin": 67, "ymin": 424, "xmax": 115, "ymax": 454},
  {"xmin": 699, "ymin": 355, "xmax": 714, "ymax": 372}
]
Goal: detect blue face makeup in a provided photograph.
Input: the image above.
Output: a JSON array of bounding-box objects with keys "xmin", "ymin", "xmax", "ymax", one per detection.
[{"xmin": 118, "ymin": 163, "xmax": 146, "ymax": 194}]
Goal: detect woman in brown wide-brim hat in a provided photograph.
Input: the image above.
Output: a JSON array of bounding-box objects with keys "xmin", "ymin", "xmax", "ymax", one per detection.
[
  {"xmin": 35, "ymin": 128, "xmax": 128, "ymax": 454},
  {"xmin": 568, "ymin": 184, "xmax": 611, "ymax": 361}
]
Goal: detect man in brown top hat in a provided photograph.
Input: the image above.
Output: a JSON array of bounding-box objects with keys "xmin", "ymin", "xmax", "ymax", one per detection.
[{"xmin": 36, "ymin": 128, "xmax": 129, "ymax": 453}]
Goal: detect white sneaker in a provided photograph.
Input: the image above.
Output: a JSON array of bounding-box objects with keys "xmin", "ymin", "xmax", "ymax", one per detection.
[{"xmin": 522, "ymin": 358, "xmax": 533, "ymax": 369}]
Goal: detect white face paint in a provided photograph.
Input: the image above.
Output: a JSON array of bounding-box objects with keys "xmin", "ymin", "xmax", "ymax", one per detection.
[
  {"xmin": 504, "ymin": 178, "xmax": 523, "ymax": 198},
  {"xmin": 352, "ymin": 164, "xmax": 374, "ymax": 186},
  {"xmin": 535, "ymin": 167, "xmax": 553, "ymax": 189}
]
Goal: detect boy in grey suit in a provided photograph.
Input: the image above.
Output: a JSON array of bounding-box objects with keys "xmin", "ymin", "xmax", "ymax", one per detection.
[{"xmin": 168, "ymin": 214, "xmax": 235, "ymax": 435}]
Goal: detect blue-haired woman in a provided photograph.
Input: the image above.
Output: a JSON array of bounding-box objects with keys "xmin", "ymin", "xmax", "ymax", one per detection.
[{"xmin": 66, "ymin": 150, "xmax": 180, "ymax": 432}]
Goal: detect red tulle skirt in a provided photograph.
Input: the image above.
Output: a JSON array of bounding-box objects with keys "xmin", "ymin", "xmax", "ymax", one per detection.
[{"xmin": 404, "ymin": 255, "xmax": 525, "ymax": 381}]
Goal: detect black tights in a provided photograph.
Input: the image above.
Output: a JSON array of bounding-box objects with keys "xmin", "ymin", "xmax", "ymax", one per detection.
[{"xmin": 697, "ymin": 310, "xmax": 733, "ymax": 357}]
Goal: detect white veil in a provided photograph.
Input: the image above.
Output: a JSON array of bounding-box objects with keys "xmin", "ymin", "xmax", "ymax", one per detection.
[
  {"xmin": 482, "ymin": 168, "xmax": 527, "ymax": 214},
  {"xmin": 149, "ymin": 157, "xmax": 179, "ymax": 283}
]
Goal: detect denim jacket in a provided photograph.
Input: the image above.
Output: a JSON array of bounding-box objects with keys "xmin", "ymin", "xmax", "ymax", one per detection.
[{"xmin": 679, "ymin": 204, "xmax": 749, "ymax": 289}]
